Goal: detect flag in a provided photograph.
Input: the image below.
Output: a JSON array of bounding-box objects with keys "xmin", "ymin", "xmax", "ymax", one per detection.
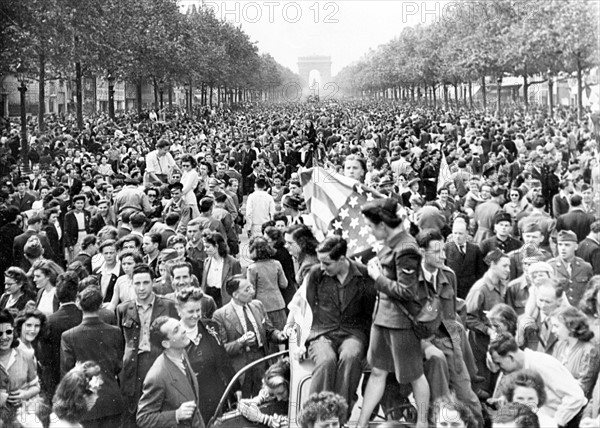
[
  {"xmin": 437, "ymin": 152, "xmax": 451, "ymax": 191},
  {"xmin": 299, "ymin": 167, "xmax": 385, "ymax": 256}
]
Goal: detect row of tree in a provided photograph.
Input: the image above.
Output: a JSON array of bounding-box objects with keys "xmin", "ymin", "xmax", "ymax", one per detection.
[
  {"xmin": 0, "ymin": 0, "xmax": 298, "ymax": 130},
  {"xmin": 335, "ymin": 0, "xmax": 598, "ymax": 118}
]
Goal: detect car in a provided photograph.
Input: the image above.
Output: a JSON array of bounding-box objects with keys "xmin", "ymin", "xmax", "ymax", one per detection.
[{"xmin": 207, "ymin": 343, "xmax": 416, "ymax": 428}]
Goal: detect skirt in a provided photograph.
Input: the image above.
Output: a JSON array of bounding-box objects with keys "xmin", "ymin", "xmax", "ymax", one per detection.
[{"xmin": 367, "ymin": 324, "xmax": 423, "ymax": 384}]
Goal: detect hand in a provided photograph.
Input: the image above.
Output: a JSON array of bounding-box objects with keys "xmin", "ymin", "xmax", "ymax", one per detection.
[
  {"xmin": 6, "ymin": 390, "xmax": 24, "ymax": 407},
  {"xmin": 367, "ymin": 257, "xmax": 382, "ymax": 281},
  {"xmin": 276, "ymin": 329, "xmax": 288, "ymax": 342},
  {"xmin": 176, "ymin": 401, "xmax": 196, "ymax": 421},
  {"xmin": 486, "ymin": 396, "xmax": 507, "ymax": 409}
]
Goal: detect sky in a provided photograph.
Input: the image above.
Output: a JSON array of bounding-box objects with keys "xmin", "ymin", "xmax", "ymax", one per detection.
[{"xmin": 179, "ymin": 0, "xmax": 454, "ymax": 76}]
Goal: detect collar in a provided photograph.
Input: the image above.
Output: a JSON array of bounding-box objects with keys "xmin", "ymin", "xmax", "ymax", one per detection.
[
  {"xmin": 60, "ymin": 301, "xmax": 77, "ymax": 308},
  {"xmin": 483, "ymin": 272, "xmax": 504, "ymax": 292},
  {"xmin": 136, "ymin": 293, "xmax": 156, "ymax": 309},
  {"xmin": 421, "ymin": 264, "xmax": 438, "ymax": 283},
  {"xmin": 101, "ymin": 262, "xmax": 121, "ymax": 276}
]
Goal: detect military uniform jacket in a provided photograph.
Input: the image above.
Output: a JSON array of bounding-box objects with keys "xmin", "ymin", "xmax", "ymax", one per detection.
[{"xmin": 548, "ymin": 256, "xmax": 593, "ymax": 307}]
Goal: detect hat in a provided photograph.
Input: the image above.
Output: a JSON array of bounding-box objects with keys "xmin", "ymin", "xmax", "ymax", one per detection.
[
  {"xmin": 521, "ymin": 222, "xmax": 541, "ymax": 234},
  {"xmin": 283, "ymin": 195, "xmax": 302, "ymax": 211},
  {"xmin": 379, "ymin": 177, "xmax": 394, "ymax": 187},
  {"xmin": 158, "ymin": 248, "xmax": 180, "ymax": 263},
  {"xmin": 494, "ymin": 211, "xmax": 512, "ymax": 225},
  {"xmin": 408, "ymin": 178, "xmax": 420, "ymax": 187},
  {"xmin": 51, "ymin": 187, "xmax": 66, "ymax": 198},
  {"xmin": 484, "ymin": 248, "xmax": 506, "ymax": 265},
  {"xmin": 556, "ymin": 230, "xmax": 577, "ymax": 243}
]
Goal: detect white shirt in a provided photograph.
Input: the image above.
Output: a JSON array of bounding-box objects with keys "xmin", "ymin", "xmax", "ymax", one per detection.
[
  {"xmin": 245, "ymin": 190, "xmax": 275, "ymax": 227},
  {"xmin": 100, "ymin": 262, "xmax": 121, "ymax": 299},
  {"xmin": 522, "ymin": 348, "xmax": 587, "ymax": 426},
  {"xmin": 206, "ymin": 257, "xmax": 224, "ymax": 289},
  {"xmin": 145, "ymin": 150, "xmax": 176, "ymax": 176},
  {"xmin": 38, "ymin": 287, "xmax": 56, "ymax": 316},
  {"xmin": 181, "ymin": 169, "xmax": 199, "ymax": 206}
]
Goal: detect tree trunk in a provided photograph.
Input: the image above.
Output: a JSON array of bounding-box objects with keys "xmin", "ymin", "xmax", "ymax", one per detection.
[
  {"xmin": 523, "ymin": 73, "xmax": 529, "ymax": 109},
  {"xmin": 481, "ymin": 76, "xmax": 487, "ymax": 109},
  {"xmin": 411, "ymin": 86, "xmax": 415, "ymax": 101},
  {"xmin": 75, "ymin": 62, "xmax": 83, "ymax": 130},
  {"xmin": 38, "ymin": 53, "xmax": 45, "ymax": 130},
  {"xmin": 469, "ymin": 81, "xmax": 473, "ymax": 109},
  {"xmin": 443, "ymin": 84, "xmax": 449, "ymax": 110},
  {"xmin": 577, "ymin": 57, "xmax": 583, "ymax": 121},
  {"xmin": 136, "ymin": 79, "xmax": 143, "ymax": 118},
  {"xmin": 453, "ymin": 83, "xmax": 459, "ymax": 109},
  {"xmin": 496, "ymin": 77, "xmax": 502, "ymax": 117},
  {"xmin": 432, "ymin": 85, "xmax": 437, "ymax": 108},
  {"xmin": 548, "ymin": 74, "xmax": 554, "ymax": 117},
  {"xmin": 189, "ymin": 79, "xmax": 193, "ymax": 112},
  {"xmin": 152, "ymin": 77, "xmax": 158, "ymax": 109},
  {"xmin": 168, "ymin": 83, "xmax": 173, "ymax": 107}
]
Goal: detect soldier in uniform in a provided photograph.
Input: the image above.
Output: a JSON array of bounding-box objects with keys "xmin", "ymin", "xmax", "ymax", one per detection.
[{"xmin": 548, "ymin": 230, "xmax": 594, "ymax": 307}]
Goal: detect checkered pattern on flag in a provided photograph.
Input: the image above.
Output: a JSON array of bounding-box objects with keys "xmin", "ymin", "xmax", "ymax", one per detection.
[{"xmin": 299, "ymin": 167, "xmax": 385, "ymax": 255}]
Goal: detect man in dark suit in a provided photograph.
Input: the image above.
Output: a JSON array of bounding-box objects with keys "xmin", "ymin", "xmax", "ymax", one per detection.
[
  {"xmin": 213, "ymin": 275, "xmax": 287, "ymax": 397},
  {"xmin": 0, "ymin": 206, "xmax": 22, "ymax": 292},
  {"xmin": 117, "ymin": 264, "xmax": 179, "ymax": 428},
  {"xmin": 480, "ymin": 211, "xmax": 523, "ymax": 257},
  {"xmin": 37, "ymin": 271, "xmax": 82, "ymax": 400},
  {"xmin": 63, "ymin": 194, "xmax": 92, "ymax": 262},
  {"xmin": 137, "ymin": 316, "xmax": 205, "ymax": 428},
  {"xmin": 552, "ymin": 180, "xmax": 572, "ymax": 218},
  {"xmin": 444, "ymin": 220, "xmax": 486, "ymax": 299},
  {"xmin": 556, "ymin": 194, "xmax": 595, "ymax": 243},
  {"xmin": 9, "ymin": 178, "xmax": 36, "ymax": 212},
  {"xmin": 302, "ymin": 236, "xmax": 377, "ymax": 409},
  {"xmin": 61, "ymin": 286, "xmax": 124, "ymax": 426},
  {"xmin": 576, "ymin": 221, "xmax": 600, "ymax": 274},
  {"xmin": 12, "ymin": 214, "xmax": 54, "ymax": 269}
]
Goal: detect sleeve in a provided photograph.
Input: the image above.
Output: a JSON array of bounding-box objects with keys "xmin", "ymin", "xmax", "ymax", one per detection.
[
  {"xmin": 465, "ymin": 287, "xmax": 490, "ymax": 335},
  {"xmin": 372, "ymin": 250, "xmax": 419, "ymax": 301},
  {"xmin": 213, "ymin": 311, "xmax": 243, "ymax": 356},
  {"xmin": 60, "ymin": 332, "xmax": 76, "ymax": 378},
  {"xmin": 140, "ymin": 192, "xmax": 153, "ymax": 216},
  {"xmin": 277, "ymin": 261, "xmax": 288, "ymax": 289},
  {"xmin": 109, "ymin": 279, "xmax": 121, "ymax": 310},
  {"xmin": 136, "ymin": 374, "xmax": 178, "ymax": 428},
  {"xmin": 145, "ymin": 153, "xmax": 159, "ymax": 174},
  {"xmin": 551, "ymin": 365, "xmax": 588, "ymax": 426},
  {"xmin": 246, "ymin": 196, "xmax": 254, "ymax": 225},
  {"xmin": 577, "ymin": 345, "xmax": 600, "ymax": 398},
  {"xmin": 181, "ymin": 171, "xmax": 198, "ymax": 196},
  {"xmin": 247, "ymin": 264, "xmax": 258, "ymax": 287}
]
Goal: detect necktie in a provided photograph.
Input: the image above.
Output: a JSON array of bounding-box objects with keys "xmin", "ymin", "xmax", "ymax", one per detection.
[
  {"xmin": 243, "ymin": 306, "xmax": 256, "ymax": 336},
  {"xmin": 459, "ymin": 245, "xmax": 466, "ymax": 256},
  {"xmin": 540, "ymin": 318, "xmax": 550, "ymax": 346}
]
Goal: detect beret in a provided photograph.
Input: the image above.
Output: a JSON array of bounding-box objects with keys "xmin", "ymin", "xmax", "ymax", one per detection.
[{"xmin": 556, "ymin": 230, "xmax": 577, "ymax": 243}]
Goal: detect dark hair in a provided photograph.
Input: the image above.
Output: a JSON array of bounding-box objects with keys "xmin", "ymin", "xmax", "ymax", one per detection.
[
  {"xmin": 416, "ymin": 228, "xmax": 444, "ymax": 249},
  {"xmin": 169, "ymin": 261, "xmax": 192, "ymax": 277},
  {"xmin": 180, "ymin": 154, "xmax": 197, "ymax": 168},
  {"xmin": 175, "ymin": 287, "xmax": 204, "ymax": 305},
  {"xmin": 255, "ymin": 178, "xmax": 267, "ymax": 189},
  {"xmin": 0, "ymin": 309, "xmax": 19, "ymax": 348},
  {"xmin": 579, "ymin": 275, "xmax": 600, "ymax": 317},
  {"xmin": 551, "ymin": 306, "xmax": 595, "ymax": 342},
  {"xmin": 80, "ymin": 235, "xmax": 97, "ymax": 250},
  {"xmin": 119, "ymin": 250, "xmax": 143, "ymax": 264},
  {"xmin": 361, "ymin": 199, "xmax": 402, "ymax": 228},
  {"xmin": 297, "ymin": 391, "xmax": 348, "ymax": 428},
  {"xmin": 97, "ymin": 226, "xmax": 118, "ymax": 242},
  {"xmin": 249, "ymin": 236, "xmax": 275, "ymax": 261},
  {"xmin": 199, "ymin": 197, "xmax": 214, "ymax": 213},
  {"xmin": 203, "ymin": 230, "xmax": 229, "ymax": 257},
  {"xmin": 263, "ymin": 357, "xmax": 291, "ymax": 391},
  {"xmin": 77, "ymin": 276, "xmax": 99, "ymax": 293},
  {"xmin": 537, "ymin": 277, "xmax": 565, "ymax": 299},
  {"xmin": 67, "ymin": 260, "xmax": 89, "ymax": 280},
  {"xmin": 488, "ymin": 332, "xmax": 519, "ymax": 357},
  {"xmin": 32, "ymin": 259, "xmax": 64, "ymax": 287},
  {"xmin": 167, "ymin": 234, "xmax": 187, "ymax": 248},
  {"xmin": 129, "ymin": 212, "xmax": 147, "ymax": 228},
  {"xmin": 502, "ymin": 369, "xmax": 546, "ymax": 407},
  {"xmin": 264, "ymin": 226, "xmax": 284, "ymax": 247},
  {"xmin": 78, "ymin": 286, "xmax": 103, "ymax": 312},
  {"xmin": 132, "ymin": 263, "xmax": 155, "ymax": 280},
  {"xmin": 225, "ymin": 274, "xmax": 247, "ymax": 296},
  {"xmin": 4, "ymin": 266, "xmax": 29, "ymax": 288},
  {"xmin": 494, "ymin": 402, "xmax": 539, "ymax": 428},
  {"xmin": 488, "ymin": 303, "xmax": 518, "ymax": 336},
  {"xmin": 117, "ymin": 234, "xmax": 142, "ymax": 251},
  {"xmin": 316, "ymin": 236, "xmax": 347, "ymax": 261},
  {"xmin": 144, "ymin": 232, "xmax": 161, "ymax": 246},
  {"xmin": 98, "ymin": 238, "xmax": 117, "ymax": 253},
  {"xmin": 165, "ymin": 212, "xmax": 180, "ymax": 227},
  {"xmin": 432, "ymin": 394, "xmax": 478, "ymax": 428},
  {"xmin": 150, "ymin": 316, "xmax": 171, "ymax": 349},
  {"xmin": 273, "ymin": 212, "xmax": 288, "ymax": 226},
  {"xmin": 53, "ymin": 361, "xmax": 102, "ymax": 423},
  {"xmin": 15, "ymin": 308, "xmax": 47, "ymax": 341},
  {"xmin": 285, "ymin": 224, "xmax": 318, "ymax": 262},
  {"xmin": 56, "ymin": 271, "xmax": 80, "ymax": 303}
]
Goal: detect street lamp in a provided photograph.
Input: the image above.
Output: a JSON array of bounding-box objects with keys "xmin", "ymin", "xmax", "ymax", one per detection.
[
  {"xmin": 159, "ymin": 79, "xmax": 164, "ymax": 111},
  {"xmin": 16, "ymin": 69, "xmax": 28, "ymax": 165}
]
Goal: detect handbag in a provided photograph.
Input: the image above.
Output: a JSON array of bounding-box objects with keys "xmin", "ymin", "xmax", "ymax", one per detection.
[{"xmin": 395, "ymin": 282, "xmax": 442, "ymax": 340}]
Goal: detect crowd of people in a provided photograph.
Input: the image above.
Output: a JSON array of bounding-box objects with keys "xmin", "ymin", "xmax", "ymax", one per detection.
[{"xmin": 0, "ymin": 99, "xmax": 599, "ymax": 428}]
